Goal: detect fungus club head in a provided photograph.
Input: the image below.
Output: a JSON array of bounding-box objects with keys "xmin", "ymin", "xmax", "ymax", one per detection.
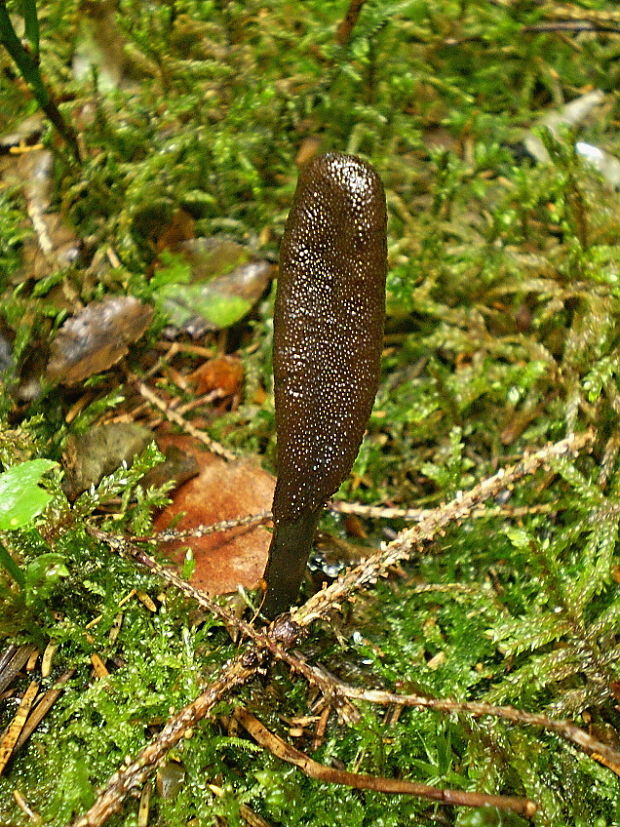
[
  {"xmin": 263, "ymin": 152, "xmax": 387, "ymax": 617},
  {"xmin": 273, "ymin": 153, "xmax": 387, "ymax": 522}
]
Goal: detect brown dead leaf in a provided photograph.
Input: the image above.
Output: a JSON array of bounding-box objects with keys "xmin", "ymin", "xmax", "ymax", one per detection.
[
  {"xmin": 154, "ymin": 434, "xmax": 274, "ymax": 595},
  {"xmin": 62, "ymin": 423, "xmax": 153, "ymax": 499},
  {"xmin": 47, "ymin": 296, "xmax": 153, "ymax": 385},
  {"xmin": 155, "ymin": 209, "xmax": 195, "ymax": 256},
  {"xmin": 189, "ymin": 355, "xmax": 244, "ymax": 397},
  {"xmin": 155, "ymin": 238, "xmax": 274, "ymax": 335}
]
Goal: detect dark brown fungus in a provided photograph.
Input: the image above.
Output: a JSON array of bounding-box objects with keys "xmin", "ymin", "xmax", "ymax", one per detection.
[{"xmin": 263, "ymin": 152, "xmax": 387, "ymax": 617}]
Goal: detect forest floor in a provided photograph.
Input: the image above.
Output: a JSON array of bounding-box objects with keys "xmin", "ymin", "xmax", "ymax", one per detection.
[{"xmin": 1, "ymin": 2, "xmax": 620, "ymax": 825}]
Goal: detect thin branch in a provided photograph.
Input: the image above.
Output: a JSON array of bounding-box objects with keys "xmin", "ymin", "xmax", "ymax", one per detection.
[
  {"xmin": 69, "ymin": 657, "xmax": 257, "ymax": 827},
  {"xmin": 134, "ymin": 379, "xmax": 236, "ymax": 461},
  {"xmin": 234, "ymin": 707, "xmax": 537, "ymax": 817},
  {"xmin": 80, "ymin": 430, "xmax": 595, "ymax": 825},
  {"xmin": 87, "ymin": 526, "xmax": 360, "ymax": 722},
  {"xmin": 541, "ymin": 4, "xmax": 620, "ymax": 25},
  {"xmin": 336, "ymin": 0, "xmax": 368, "ymax": 45},
  {"xmin": 328, "ymin": 500, "xmax": 429, "ymax": 520},
  {"xmin": 97, "ymin": 514, "xmax": 620, "ymax": 777},
  {"xmin": 524, "ymin": 21, "xmax": 620, "ymax": 35},
  {"xmin": 294, "ymin": 430, "xmax": 594, "ymax": 626},
  {"xmin": 147, "ymin": 510, "xmax": 271, "ymax": 543},
  {"xmin": 328, "ymin": 499, "xmax": 559, "ymax": 521},
  {"xmin": 334, "ymin": 682, "xmax": 620, "ymax": 776}
]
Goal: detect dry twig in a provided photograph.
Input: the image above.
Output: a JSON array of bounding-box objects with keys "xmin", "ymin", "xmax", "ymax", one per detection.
[
  {"xmin": 295, "ymin": 430, "xmax": 594, "ymax": 626},
  {"xmin": 79, "ymin": 429, "xmax": 595, "ymax": 824},
  {"xmin": 86, "ymin": 526, "xmax": 359, "ymax": 722},
  {"xmin": 331, "ymin": 680, "xmax": 620, "ymax": 776},
  {"xmin": 233, "ymin": 707, "xmax": 537, "ymax": 817},
  {"xmin": 134, "ymin": 379, "xmax": 235, "ymax": 461},
  {"xmin": 148, "ymin": 510, "xmax": 271, "ymax": 543},
  {"xmin": 329, "ymin": 499, "xmax": 559, "ymax": 521},
  {"xmin": 69, "ymin": 657, "xmax": 256, "ymax": 827},
  {"xmin": 524, "ymin": 21, "xmax": 620, "ymax": 34},
  {"xmin": 336, "ymin": 0, "xmax": 368, "ymax": 45}
]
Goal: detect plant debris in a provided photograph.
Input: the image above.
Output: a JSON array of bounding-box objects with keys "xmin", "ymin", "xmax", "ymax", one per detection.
[
  {"xmin": 47, "ymin": 297, "xmax": 153, "ymax": 385},
  {"xmin": 153, "ymin": 434, "xmax": 274, "ymax": 594},
  {"xmin": 1, "ymin": 1, "xmax": 620, "ymax": 825},
  {"xmin": 62, "ymin": 423, "xmax": 153, "ymax": 499}
]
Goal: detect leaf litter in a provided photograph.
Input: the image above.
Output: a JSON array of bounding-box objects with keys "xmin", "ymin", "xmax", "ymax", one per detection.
[
  {"xmin": 47, "ymin": 296, "xmax": 153, "ymax": 385},
  {"xmin": 2, "ymin": 2, "xmax": 620, "ymax": 824},
  {"xmin": 153, "ymin": 433, "xmax": 274, "ymax": 595}
]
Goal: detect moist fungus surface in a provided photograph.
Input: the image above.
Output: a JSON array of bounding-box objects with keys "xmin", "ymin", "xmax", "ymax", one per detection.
[{"xmin": 264, "ymin": 152, "xmax": 387, "ymax": 615}]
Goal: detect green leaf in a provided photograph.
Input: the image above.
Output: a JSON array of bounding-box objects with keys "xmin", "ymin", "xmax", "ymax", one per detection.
[
  {"xmin": 0, "ymin": 459, "xmax": 58, "ymax": 530},
  {"xmin": 150, "ymin": 250, "xmax": 192, "ymax": 290},
  {"xmin": 158, "ymin": 282, "xmax": 252, "ymax": 330}
]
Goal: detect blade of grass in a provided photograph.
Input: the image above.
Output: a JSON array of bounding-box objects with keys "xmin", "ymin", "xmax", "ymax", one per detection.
[
  {"xmin": 20, "ymin": 0, "xmax": 38, "ymax": 61},
  {"xmin": 0, "ymin": 540, "xmax": 25, "ymax": 588},
  {"xmin": 0, "ymin": 1, "xmax": 81, "ymax": 161}
]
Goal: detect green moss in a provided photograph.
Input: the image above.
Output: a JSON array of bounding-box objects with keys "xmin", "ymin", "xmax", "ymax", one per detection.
[{"xmin": 1, "ymin": 0, "xmax": 620, "ymax": 824}]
